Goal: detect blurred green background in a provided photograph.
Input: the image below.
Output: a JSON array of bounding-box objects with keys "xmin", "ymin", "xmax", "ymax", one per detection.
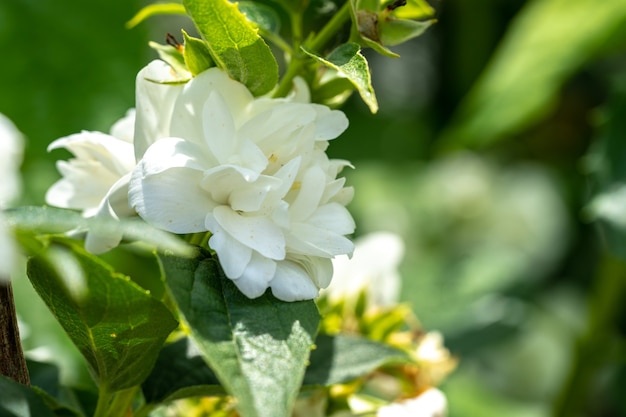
[{"xmin": 3, "ymin": 0, "xmax": 626, "ymax": 416}]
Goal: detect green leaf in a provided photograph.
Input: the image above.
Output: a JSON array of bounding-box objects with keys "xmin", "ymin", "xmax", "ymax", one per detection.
[
  {"xmin": 126, "ymin": 3, "xmax": 186, "ymax": 29},
  {"xmin": 31, "ymin": 387, "xmax": 83, "ymax": 417},
  {"xmin": 4, "ymin": 206, "xmax": 194, "ymax": 257},
  {"xmin": 302, "ymin": 334, "xmax": 411, "ymax": 386},
  {"xmin": 142, "ymin": 337, "xmax": 223, "ymax": 404},
  {"xmin": 303, "ymin": 43, "xmax": 378, "ymax": 113},
  {"xmin": 182, "ymin": 30, "xmax": 215, "ymax": 76},
  {"xmin": 159, "ymin": 251, "xmax": 320, "ymax": 417},
  {"xmin": 26, "ymin": 240, "xmax": 179, "ymax": 391},
  {"xmin": 380, "ymin": 18, "xmax": 435, "ymax": 46},
  {"xmin": 0, "ymin": 375, "xmax": 56, "ymax": 417},
  {"xmin": 183, "ymin": 0, "xmax": 279, "ymax": 96},
  {"xmin": 441, "ymin": 0, "xmax": 626, "ymax": 148},
  {"xmin": 28, "ymin": 360, "xmax": 92, "ymax": 417}
]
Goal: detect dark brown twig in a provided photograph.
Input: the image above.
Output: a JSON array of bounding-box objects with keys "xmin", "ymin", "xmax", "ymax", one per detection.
[{"xmin": 0, "ymin": 281, "xmax": 30, "ymax": 385}]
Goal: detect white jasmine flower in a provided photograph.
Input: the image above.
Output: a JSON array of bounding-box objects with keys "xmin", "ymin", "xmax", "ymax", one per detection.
[
  {"xmin": 325, "ymin": 232, "xmax": 404, "ymax": 307},
  {"xmin": 377, "ymin": 388, "xmax": 448, "ymax": 417},
  {"xmin": 129, "ymin": 62, "xmax": 355, "ymax": 301},
  {"xmin": 45, "ymin": 61, "xmax": 186, "ymax": 254},
  {"xmin": 0, "ymin": 113, "xmax": 24, "ymax": 279},
  {"xmin": 45, "ymin": 110, "xmax": 136, "ymax": 253}
]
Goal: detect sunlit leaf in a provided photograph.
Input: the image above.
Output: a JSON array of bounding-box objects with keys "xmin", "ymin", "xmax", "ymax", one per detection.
[
  {"xmin": 303, "ymin": 43, "xmax": 378, "ymax": 113},
  {"xmin": 27, "ymin": 239, "xmax": 178, "ymax": 391},
  {"xmin": 126, "ymin": 3, "xmax": 186, "ymax": 29},
  {"xmin": 183, "ymin": 0, "xmax": 279, "ymax": 96},
  {"xmin": 160, "ymin": 250, "xmax": 320, "ymax": 417}
]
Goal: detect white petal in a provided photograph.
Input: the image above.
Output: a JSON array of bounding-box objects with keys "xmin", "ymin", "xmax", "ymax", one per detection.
[
  {"xmin": 301, "ymin": 256, "xmax": 334, "ymax": 289},
  {"xmin": 201, "ymin": 164, "xmax": 266, "ymax": 208},
  {"xmin": 312, "ymin": 105, "xmax": 349, "ymax": 140},
  {"xmin": 269, "ymin": 260, "xmax": 320, "ymax": 301},
  {"xmin": 273, "ymin": 157, "xmax": 301, "ymax": 198},
  {"xmin": 289, "ymin": 77, "xmax": 311, "ymax": 103},
  {"xmin": 207, "ymin": 221, "xmax": 253, "ymax": 279},
  {"xmin": 288, "ymin": 165, "xmax": 326, "ymax": 222},
  {"xmin": 202, "ymin": 92, "xmax": 237, "ymax": 162},
  {"xmin": 46, "ymin": 160, "xmax": 119, "ymax": 211},
  {"xmin": 109, "ymin": 109, "xmax": 136, "ymax": 143},
  {"xmin": 134, "ymin": 60, "xmax": 185, "ymax": 159},
  {"xmin": 129, "ymin": 165, "xmax": 214, "ymax": 233},
  {"xmin": 211, "ymin": 205, "xmax": 285, "ymax": 260},
  {"xmin": 287, "ymin": 222, "xmax": 354, "ymax": 257},
  {"xmin": 138, "ymin": 137, "xmax": 207, "ymax": 176},
  {"xmin": 0, "ymin": 114, "xmax": 24, "ymax": 206},
  {"xmin": 49, "ymin": 131, "xmax": 135, "ymax": 176},
  {"xmin": 240, "ymin": 103, "xmax": 315, "ymax": 150},
  {"xmin": 229, "ymin": 175, "xmax": 282, "ymax": 212},
  {"xmin": 170, "ymin": 68, "xmax": 253, "ymax": 144},
  {"xmin": 231, "ymin": 253, "xmax": 277, "ymax": 299},
  {"xmin": 307, "ymin": 203, "xmax": 356, "ymax": 235},
  {"xmin": 83, "ymin": 173, "xmax": 132, "ymax": 254}
]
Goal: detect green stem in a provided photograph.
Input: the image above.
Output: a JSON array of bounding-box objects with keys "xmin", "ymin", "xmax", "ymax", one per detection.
[
  {"xmin": 93, "ymin": 387, "xmax": 114, "ymax": 417},
  {"xmin": 273, "ymin": 1, "xmax": 352, "ymax": 98},
  {"xmin": 133, "ymin": 404, "xmax": 156, "ymax": 417},
  {"xmin": 107, "ymin": 386, "xmax": 139, "ymax": 417},
  {"xmin": 552, "ymin": 253, "xmax": 626, "ymax": 417}
]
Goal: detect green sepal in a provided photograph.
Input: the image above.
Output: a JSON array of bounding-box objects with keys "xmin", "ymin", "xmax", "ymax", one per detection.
[
  {"xmin": 390, "ymin": 0, "xmax": 436, "ymax": 20},
  {"xmin": 182, "ymin": 30, "xmax": 215, "ymax": 76},
  {"xmin": 183, "ymin": 0, "xmax": 279, "ymax": 96},
  {"xmin": 26, "ymin": 238, "xmax": 179, "ymax": 391},
  {"xmin": 303, "ymin": 43, "xmax": 378, "ymax": 113},
  {"xmin": 159, "ymin": 250, "xmax": 320, "ymax": 417},
  {"xmin": 148, "ymin": 41, "xmax": 191, "ymax": 79},
  {"xmin": 126, "ymin": 3, "xmax": 186, "ymax": 29},
  {"xmin": 380, "ymin": 18, "xmax": 435, "ymax": 46},
  {"xmin": 350, "ymin": 1, "xmax": 400, "ymax": 58}
]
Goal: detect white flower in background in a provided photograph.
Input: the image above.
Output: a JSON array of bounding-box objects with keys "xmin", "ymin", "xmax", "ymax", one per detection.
[
  {"xmin": 325, "ymin": 232, "xmax": 404, "ymax": 307},
  {"xmin": 413, "ymin": 332, "xmax": 457, "ymax": 387},
  {"xmin": 377, "ymin": 388, "xmax": 448, "ymax": 417},
  {"xmin": 129, "ymin": 61, "xmax": 355, "ymax": 301},
  {"xmin": 0, "ymin": 113, "xmax": 24, "ymax": 279}
]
